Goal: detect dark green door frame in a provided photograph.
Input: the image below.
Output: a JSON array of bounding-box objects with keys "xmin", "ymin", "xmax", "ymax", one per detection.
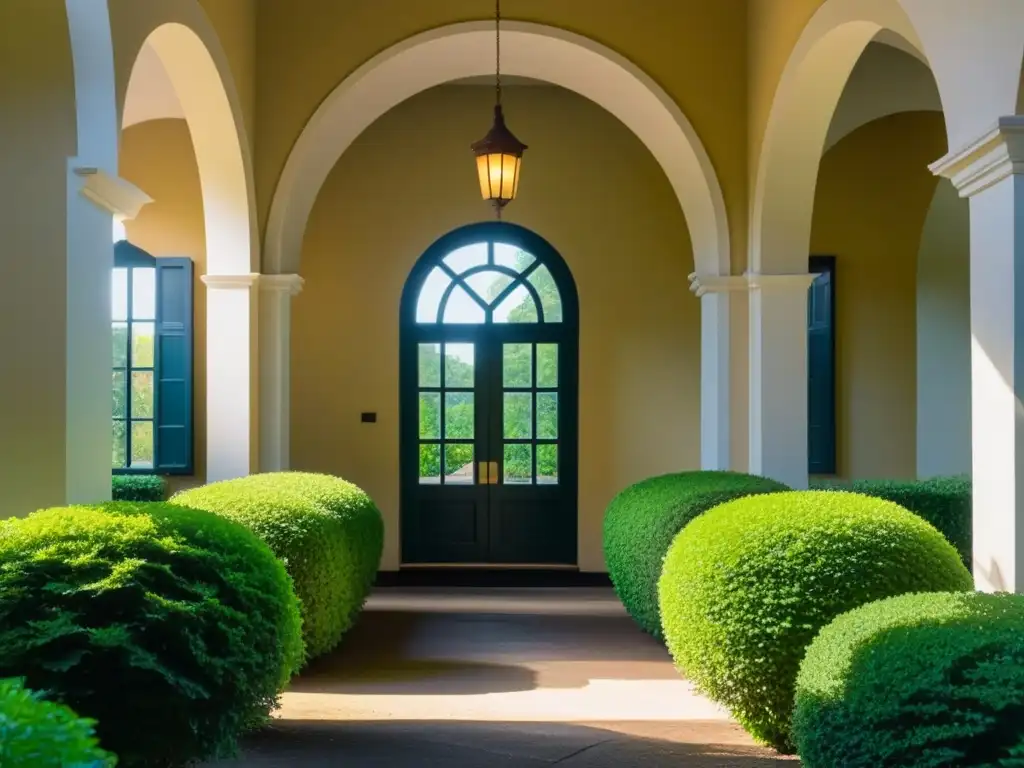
[{"xmin": 399, "ymin": 222, "xmax": 580, "ymax": 566}]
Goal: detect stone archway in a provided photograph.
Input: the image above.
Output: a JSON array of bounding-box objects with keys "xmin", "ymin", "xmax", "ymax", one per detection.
[{"xmin": 260, "ymin": 20, "xmax": 733, "ymax": 472}]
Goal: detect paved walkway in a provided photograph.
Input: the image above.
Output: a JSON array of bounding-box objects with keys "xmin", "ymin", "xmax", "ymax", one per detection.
[{"xmin": 210, "ymin": 587, "xmax": 795, "ymax": 766}]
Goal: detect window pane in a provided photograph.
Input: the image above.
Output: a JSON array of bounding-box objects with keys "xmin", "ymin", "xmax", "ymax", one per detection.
[
  {"xmin": 493, "ymin": 284, "xmax": 538, "ymax": 323},
  {"xmin": 416, "ymin": 267, "xmax": 450, "ymax": 324},
  {"xmin": 442, "ymin": 243, "xmax": 487, "ymax": 275},
  {"xmin": 444, "ymin": 444, "xmax": 474, "ymax": 484},
  {"xmin": 132, "ymin": 267, "xmax": 156, "ymax": 320},
  {"xmin": 131, "ymin": 371, "xmax": 154, "ymax": 418},
  {"xmin": 443, "ymin": 344, "xmax": 474, "ymax": 388},
  {"xmin": 419, "ymin": 393, "xmax": 440, "ymax": 439},
  {"xmin": 442, "ymin": 284, "xmax": 485, "ymax": 324},
  {"xmin": 503, "ymin": 343, "xmax": 532, "ymax": 388},
  {"xmin": 537, "ymin": 392, "xmax": 558, "ymax": 439},
  {"xmin": 445, "ymin": 392, "xmax": 474, "ymax": 439},
  {"xmin": 464, "ymin": 269, "xmax": 513, "ymax": 305},
  {"xmin": 112, "ymin": 268, "xmax": 128, "ymax": 321},
  {"xmin": 504, "ymin": 392, "xmax": 532, "ymax": 439},
  {"xmin": 528, "ymin": 264, "xmax": 562, "ymax": 322},
  {"xmin": 503, "ymin": 443, "xmax": 532, "ymax": 485},
  {"xmin": 493, "ymin": 243, "xmax": 535, "ymax": 273},
  {"xmin": 536, "ymin": 343, "xmax": 558, "ymax": 387},
  {"xmin": 112, "ymin": 371, "xmax": 127, "ymax": 419},
  {"xmin": 537, "ymin": 444, "xmax": 558, "ymax": 485},
  {"xmin": 418, "ymin": 343, "xmax": 441, "ymax": 387},
  {"xmin": 112, "ymin": 322, "xmax": 128, "ymax": 368},
  {"xmin": 419, "ymin": 443, "xmax": 440, "ymax": 484},
  {"xmin": 112, "ymin": 420, "xmax": 127, "ymax": 469},
  {"xmin": 130, "ymin": 421, "xmax": 154, "ymax": 468},
  {"xmin": 131, "ymin": 322, "xmax": 155, "ymax": 368}
]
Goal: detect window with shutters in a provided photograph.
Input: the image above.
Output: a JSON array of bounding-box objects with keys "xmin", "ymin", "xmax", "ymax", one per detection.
[
  {"xmin": 112, "ymin": 241, "xmax": 194, "ymax": 475},
  {"xmin": 808, "ymin": 255, "xmax": 836, "ymax": 475}
]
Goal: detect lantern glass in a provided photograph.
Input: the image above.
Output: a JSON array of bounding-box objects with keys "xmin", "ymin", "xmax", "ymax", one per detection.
[{"xmin": 476, "ymin": 152, "xmax": 521, "ymax": 203}]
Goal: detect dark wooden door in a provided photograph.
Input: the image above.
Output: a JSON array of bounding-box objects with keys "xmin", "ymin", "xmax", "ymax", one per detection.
[{"xmin": 400, "ymin": 222, "xmax": 578, "ymax": 566}]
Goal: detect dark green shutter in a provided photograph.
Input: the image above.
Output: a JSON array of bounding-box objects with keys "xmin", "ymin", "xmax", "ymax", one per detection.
[
  {"xmin": 154, "ymin": 258, "xmax": 194, "ymax": 474},
  {"xmin": 808, "ymin": 256, "xmax": 836, "ymax": 475}
]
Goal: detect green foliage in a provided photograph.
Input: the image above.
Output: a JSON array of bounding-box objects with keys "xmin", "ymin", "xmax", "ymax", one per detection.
[
  {"xmin": 0, "ymin": 678, "xmax": 115, "ymax": 767},
  {"xmin": 845, "ymin": 475, "xmax": 972, "ymax": 567},
  {"xmin": 173, "ymin": 471, "xmax": 385, "ymax": 658},
  {"xmin": 603, "ymin": 471, "xmax": 789, "ymax": 639},
  {"xmin": 794, "ymin": 591, "xmax": 1024, "ymax": 767},
  {"xmin": 111, "ymin": 474, "xmax": 166, "ymax": 502},
  {"xmin": 658, "ymin": 490, "xmax": 973, "ymax": 752},
  {"xmin": 0, "ymin": 502, "xmax": 303, "ymax": 767}
]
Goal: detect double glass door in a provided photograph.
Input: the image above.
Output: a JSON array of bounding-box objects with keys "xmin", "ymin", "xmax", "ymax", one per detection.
[{"xmin": 400, "ymin": 224, "xmax": 578, "ymax": 565}]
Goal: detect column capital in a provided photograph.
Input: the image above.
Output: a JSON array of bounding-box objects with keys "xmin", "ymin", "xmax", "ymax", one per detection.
[
  {"xmin": 745, "ymin": 272, "xmax": 816, "ymax": 291},
  {"xmin": 201, "ymin": 273, "xmax": 261, "ymax": 290},
  {"xmin": 929, "ymin": 116, "xmax": 1024, "ymax": 198},
  {"xmin": 72, "ymin": 165, "xmax": 152, "ymax": 220},
  {"xmin": 688, "ymin": 272, "xmax": 748, "ymax": 297},
  {"xmin": 259, "ymin": 273, "xmax": 305, "ymax": 297}
]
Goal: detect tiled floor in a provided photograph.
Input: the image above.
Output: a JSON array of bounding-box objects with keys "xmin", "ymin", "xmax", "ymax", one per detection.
[{"xmin": 208, "ymin": 588, "xmax": 796, "ymax": 766}]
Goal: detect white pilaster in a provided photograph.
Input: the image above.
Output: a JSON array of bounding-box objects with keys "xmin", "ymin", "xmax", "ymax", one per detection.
[
  {"xmin": 931, "ymin": 115, "xmax": 1024, "ymax": 592},
  {"xmin": 202, "ymin": 273, "xmax": 259, "ymax": 482},
  {"xmin": 68, "ymin": 165, "xmax": 151, "ymax": 504},
  {"xmin": 747, "ymin": 272, "xmax": 816, "ymax": 490},
  {"xmin": 689, "ymin": 273, "xmax": 746, "ymax": 471},
  {"xmin": 259, "ymin": 274, "xmax": 304, "ymax": 472}
]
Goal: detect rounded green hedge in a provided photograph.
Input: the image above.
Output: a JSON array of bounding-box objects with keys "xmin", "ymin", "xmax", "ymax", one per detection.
[
  {"xmin": 173, "ymin": 471, "xmax": 384, "ymax": 659},
  {"xmin": 0, "ymin": 678, "xmax": 115, "ymax": 767},
  {"xmin": 0, "ymin": 502, "xmax": 304, "ymax": 767},
  {"xmin": 603, "ymin": 471, "xmax": 789, "ymax": 638},
  {"xmin": 111, "ymin": 473, "xmax": 166, "ymax": 501},
  {"xmin": 847, "ymin": 475, "xmax": 971, "ymax": 567},
  {"xmin": 658, "ymin": 490, "xmax": 973, "ymax": 752},
  {"xmin": 794, "ymin": 591, "xmax": 1024, "ymax": 767}
]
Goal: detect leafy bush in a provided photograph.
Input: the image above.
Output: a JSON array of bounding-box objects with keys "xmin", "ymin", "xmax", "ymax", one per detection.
[
  {"xmin": 0, "ymin": 678, "xmax": 115, "ymax": 767},
  {"xmin": 603, "ymin": 471, "xmax": 789, "ymax": 638},
  {"xmin": 794, "ymin": 591, "xmax": 1024, "ymax": 767},
  {"xmin": 846, "ymin": 475, "xmax": 971, "ymax": 567},
  {"xmin": 658, "ymin": 490, "xmax": 973, "ymax": 752},
  {"xmin": 173, "ymin": 471, "xmax": 384, "ymax": 658},
  {"xmin": 111, "ymin": 474, "xmax": 166, "ymax": 502},
  {"xmin": 0, "ymin": 502, "xmax": 304, "ymax": 767}
]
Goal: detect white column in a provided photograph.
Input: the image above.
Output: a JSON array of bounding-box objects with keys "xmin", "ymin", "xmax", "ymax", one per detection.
[
  {"xmin": 689, "ymin": 273, "xmax": 746, "ymax": 470},
  {"xmin": 931, "ymin": 116, "xmax": 1024, "ymax": 592},
  {"xmin": 68, "ymin": 167, "xmax": 151, "ymax": 504},
  {"xmin": 747, "ymin": 272, "xmax": 816, "ymax": 490},
  {"xmin": 259, "ymin": 274, "xmax": 304, "ymax": 472},
  {"xmin": 202, "ymin": 273, "xmax": 259, "ymax": 482}
]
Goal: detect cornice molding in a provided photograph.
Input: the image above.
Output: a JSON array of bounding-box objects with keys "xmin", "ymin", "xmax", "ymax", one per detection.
[
  {"xmin": 744, "ymin": 272, "xmax": 816, "ymax": 291},
  {"xmin": 688, "ymin": 272, "xmax": 748, "ymax": 297},
  {"xmin": 259, "ymin": 273, "xmax": 305, "ymax": 296},
  {"xmin": 201, "ymin": 273, "xmax": 261, "ymax": 290},
  {"xmin": 930, "ymin": 116, "xmax": 1024, "ymax": 198},
  {"xmin": 73, "ymin": 166, "xmax": 152, "ymax": 220}
]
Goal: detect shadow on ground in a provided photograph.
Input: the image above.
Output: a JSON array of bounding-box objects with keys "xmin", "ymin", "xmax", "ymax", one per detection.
[{"xmin": 209, "ymin": 719, "xmax": 799, "ymax": 767}]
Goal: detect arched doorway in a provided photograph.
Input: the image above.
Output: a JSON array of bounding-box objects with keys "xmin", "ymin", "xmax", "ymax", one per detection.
[{"xmin": 399, "ymin": 222, "xmax": 579, "ymax": 566}]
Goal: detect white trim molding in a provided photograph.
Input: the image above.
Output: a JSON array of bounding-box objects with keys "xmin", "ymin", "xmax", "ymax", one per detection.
[
  {"xmin": 745, "ymin": 272, "xmax": 817, "ymax": 291},
  {"xmin": 259, "ymin": 273, "xmax": 305, "ymax": 296},
  {"xmin": 72, "ymin": 166, "xmax": 152, "ymax": 220},
  {"xmin": 930, "ymin": 116, "xmax": 1024, "ymax": 198},
  {"xmin": 688, "ymin": 272, "xmax": 748, "ymax": 297},
  {"xmin": 201, "ymin": 273, "xmax": 261, "ymax": 290}
]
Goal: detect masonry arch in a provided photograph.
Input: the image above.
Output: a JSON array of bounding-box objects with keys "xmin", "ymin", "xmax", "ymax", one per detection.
[{"xmin": 264, "ymin": 20, "xmax": 730, "ymax": 279}]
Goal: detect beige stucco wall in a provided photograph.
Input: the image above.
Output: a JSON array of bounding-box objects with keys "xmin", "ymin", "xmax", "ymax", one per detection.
[
  {"xmin": 120, "ymin": 119, "xmax": 208, "ymax": 488},
  {"xmin": 810, "ymin": 111, "xmax": 946, "ymax": 479},
  {"xmin": 291, "ymin": 85, "xmax": 698, "ymax": 571}
]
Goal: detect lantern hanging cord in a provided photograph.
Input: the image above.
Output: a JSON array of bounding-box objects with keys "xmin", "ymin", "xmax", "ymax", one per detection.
[{"xmin": 495, "ymin": 0, "xmax": 502, "ymax": 106}]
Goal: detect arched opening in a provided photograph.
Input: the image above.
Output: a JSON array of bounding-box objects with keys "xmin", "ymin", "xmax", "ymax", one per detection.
[
  {"xmin": 399, "ymin": 222, "xmax": 579, "ymax": 565},
  {"xmin": 119, "ymin": 22, "xmax": 257, "ymax": 485}
]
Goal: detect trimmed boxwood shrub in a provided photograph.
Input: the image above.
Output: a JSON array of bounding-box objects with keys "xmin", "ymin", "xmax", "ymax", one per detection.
[
  {"xmin": 602, "ymin": 471, "xmax": 789, "ymax": 638},
  {"xmin": 173, "ymin": 471, "xmax": 384, "ymax": 658},
  {"xmin": 847, "ymin": 475, "xmax": 971, "ymax": 567},
  {"xmin": 0, "ymin": 678, "xmax": 115, "ymax": 767},
  {"xmin": 794, "ymin": 591, "xmax": 1024, "ymax": 767},
  {"xmin": 0, "ymin": 502, "xmax": 304, "ymax": 767},
  {"xmin": 111, "ymin": 474, "xmax": 166, "ymax": 501},
  {"xmin": 658, "ymin": 490, "xmax": 973, "ymax": 752}
]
